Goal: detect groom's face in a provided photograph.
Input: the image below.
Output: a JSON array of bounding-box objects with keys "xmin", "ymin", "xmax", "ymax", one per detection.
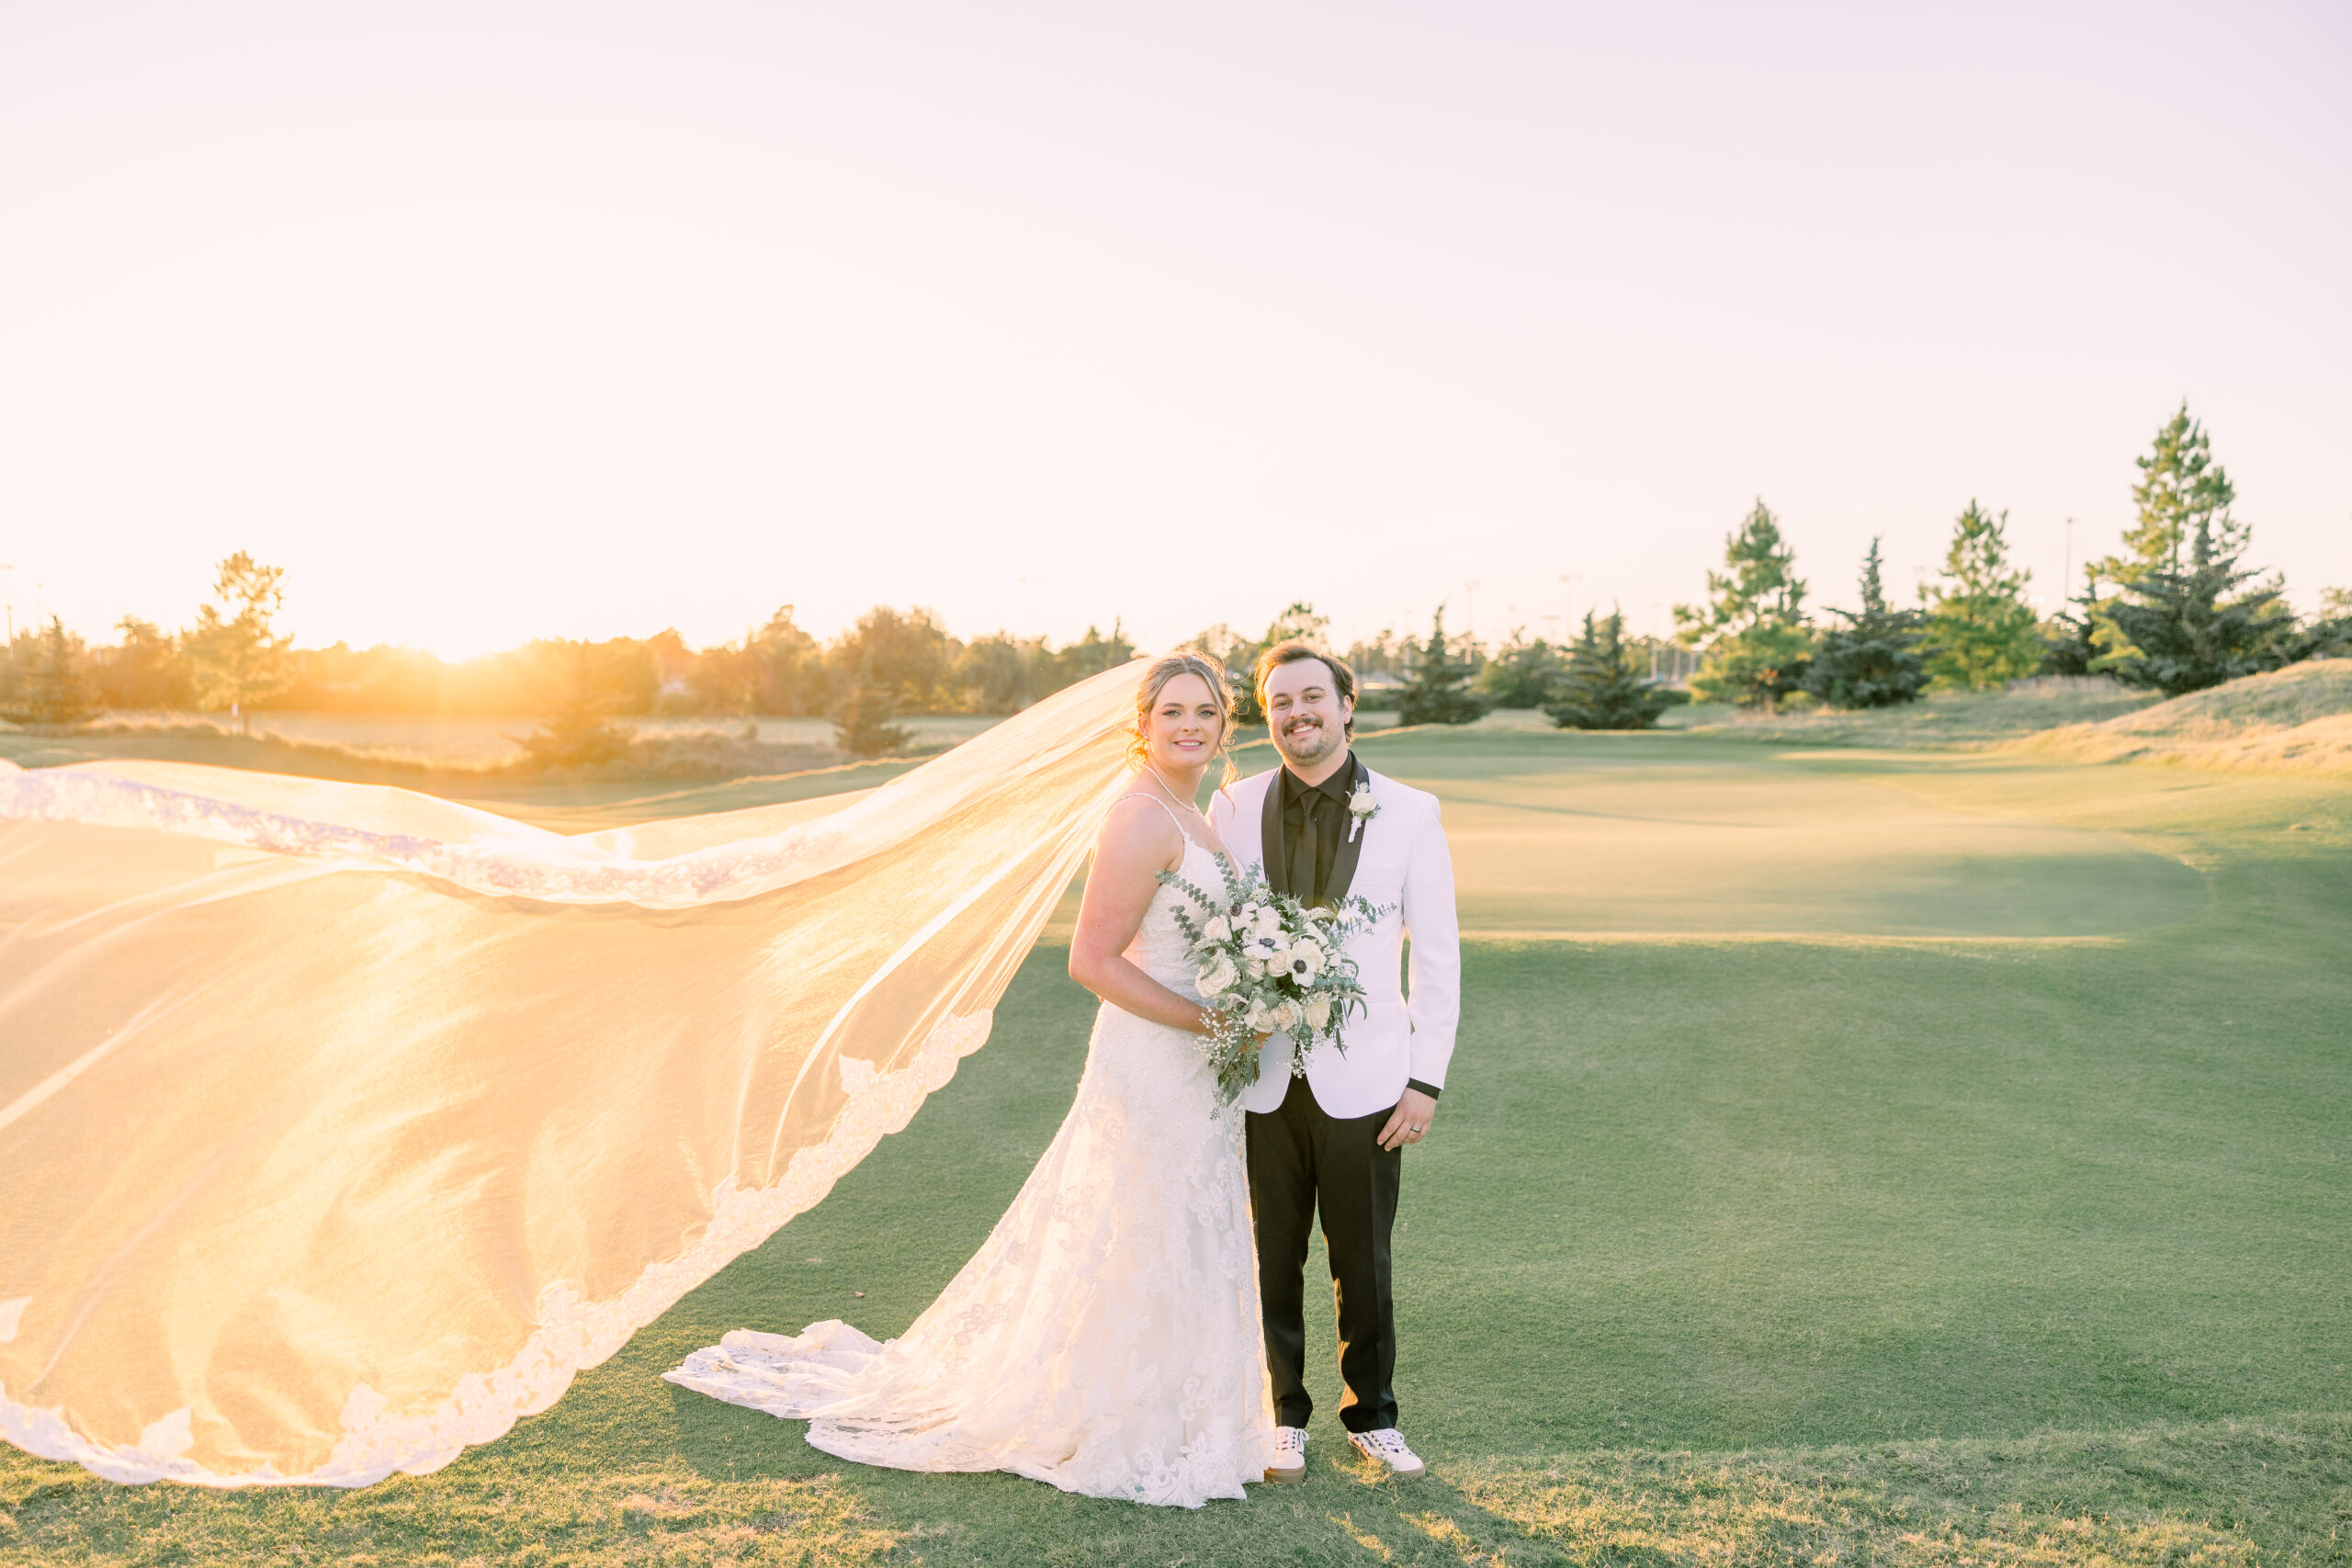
[{"xmin": 1262, "ymin": 659, "xmax": 1351, "ymax": 770}]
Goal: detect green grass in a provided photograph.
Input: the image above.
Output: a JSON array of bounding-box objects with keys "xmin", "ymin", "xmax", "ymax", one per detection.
[
  {"xmin": 1688, "ymin": 677, "xmax": 2160, "ymax": 746},
  {"xmin": 6, "ymin": 732, "xmax": 2351, "ymax": 1563}
]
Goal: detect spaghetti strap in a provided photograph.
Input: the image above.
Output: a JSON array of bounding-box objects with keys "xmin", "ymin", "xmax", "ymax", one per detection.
[{"xmin": 1114, "ymin": 792, "xmax": 1196, "ymax": 844}]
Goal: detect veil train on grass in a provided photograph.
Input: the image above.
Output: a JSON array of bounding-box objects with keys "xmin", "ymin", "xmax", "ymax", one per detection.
[{"xmin": 0, "ymin": 660, "xmax": 1146, "ymax": 1488}]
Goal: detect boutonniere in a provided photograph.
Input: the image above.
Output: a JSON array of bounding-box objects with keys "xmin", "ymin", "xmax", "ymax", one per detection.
[{"xmin": 1346, "ymin": 779, "xmax": 1380, "ymax": 842}]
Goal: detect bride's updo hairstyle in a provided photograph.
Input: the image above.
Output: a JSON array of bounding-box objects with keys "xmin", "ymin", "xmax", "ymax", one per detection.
[{"xmin": 1126, "ymin": 651, "xmax": 1239, "ymax": 790}]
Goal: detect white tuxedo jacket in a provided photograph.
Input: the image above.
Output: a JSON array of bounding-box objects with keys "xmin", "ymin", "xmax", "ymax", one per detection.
[{"xmin": 1209, "ymin": 761, "xmax": 1462, "ymax": 1119}]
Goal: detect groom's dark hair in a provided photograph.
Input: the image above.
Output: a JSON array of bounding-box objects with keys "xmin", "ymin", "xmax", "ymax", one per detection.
[{"xmin": 1254, "ymin": 641, "xmax": 1357, "ymax": 740}]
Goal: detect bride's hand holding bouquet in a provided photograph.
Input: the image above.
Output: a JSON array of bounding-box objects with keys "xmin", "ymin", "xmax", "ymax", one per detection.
[{"xmin": 1159, "ymin": 856, "xmax": 1389, "ymax": 1106}]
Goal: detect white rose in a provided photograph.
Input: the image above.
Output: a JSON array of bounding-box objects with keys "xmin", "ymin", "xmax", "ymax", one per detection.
[
  {"xmin": 1272, "ymin": 998, "xmax": 1303, "ymax": 1033},
  {"xmin": 1246, "ymin": 999, "xmax": 1274, "ymax": 1033},
  {"xmin": 1196, "ymin": 954, "xmax": 1238, "ymax": 997},
  {"xmin": 1252, "ymin": 906, "xmax": 1284, "ymax": 939},
  {"xmin": 1201, "ymin": 914, "xmax": 1231, "ymax": 942},
  {"xmin": 1305, "ymin": 994, "xmax": 1333, "ymax": 1032}
]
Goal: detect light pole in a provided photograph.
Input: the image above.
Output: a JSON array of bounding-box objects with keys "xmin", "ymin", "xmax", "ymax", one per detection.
[{"xmin": 1463, "ymin": 581, "xmax": 1481, "ymax": 649}]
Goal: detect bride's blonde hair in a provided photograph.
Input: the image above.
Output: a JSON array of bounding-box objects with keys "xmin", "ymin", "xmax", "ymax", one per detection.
[{"xmin": 1126, "ymin": 651, "xmax": 1239, "ymax": 791}]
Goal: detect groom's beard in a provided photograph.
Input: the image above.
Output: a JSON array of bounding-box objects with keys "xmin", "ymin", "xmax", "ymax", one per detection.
[{"xmin": 1272, "ymin": 712, "xmax": 1344, "ymax": 770}]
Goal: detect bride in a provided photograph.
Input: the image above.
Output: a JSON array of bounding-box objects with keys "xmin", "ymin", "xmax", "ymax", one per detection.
[
  {"xmin": 665, "ymin": 652, "xmax": 1276, "ymax": 1507},
  {"xmin": 0, "ymin": 656, "xmax": 1272, "ymax": 1493}
]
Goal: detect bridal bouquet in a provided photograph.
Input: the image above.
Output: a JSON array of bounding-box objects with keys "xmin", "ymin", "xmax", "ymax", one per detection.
[{"xmin": 1159, "ymin": 857, "xmax": 1390, "ymax": 1105}]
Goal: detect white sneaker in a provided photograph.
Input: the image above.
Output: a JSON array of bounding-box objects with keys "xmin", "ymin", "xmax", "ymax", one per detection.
[
  {"xmin": 1348, "ymin": 1427, "xmax": 1426, "ymax": 1479},
  {"xmin": 1265, "ymin": 1425, "xmax": 1307, "ymax": 1483}
]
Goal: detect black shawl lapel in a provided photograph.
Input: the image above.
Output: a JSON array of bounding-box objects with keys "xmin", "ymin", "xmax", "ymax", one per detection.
[
  {"xmin": 1322, "ymin": 752, "xmax": 1366, "ymax": 906},
  {"xmin": 1260, "ymin": 765, "xmax": 1290, "ymax": 897}
]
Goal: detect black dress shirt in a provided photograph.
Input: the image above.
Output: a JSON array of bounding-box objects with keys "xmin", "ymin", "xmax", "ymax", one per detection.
[{"xmin": 1279, "ymin": 756, "xmax": 1357, "ymax": 909}]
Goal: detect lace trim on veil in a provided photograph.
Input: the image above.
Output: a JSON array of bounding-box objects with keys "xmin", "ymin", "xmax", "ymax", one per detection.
[
  {"xmin": 0, "ymin": 661, "xmax": 1148, "ymax": 1488},
  {"xmin": 0, "ymin": 1009, "xmax": 994, "ymax": 1487}
]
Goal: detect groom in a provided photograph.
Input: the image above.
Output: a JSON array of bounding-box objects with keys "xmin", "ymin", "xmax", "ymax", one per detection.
[{"xmin": 1210, "ymin": 641, "xmax": 1461, "ymax": 1483}]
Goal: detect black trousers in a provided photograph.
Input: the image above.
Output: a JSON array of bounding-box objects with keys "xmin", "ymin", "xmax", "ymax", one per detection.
[{"xmin": 1244, "ymin": 1074, "xmax": 1402, "ymax": 1433}]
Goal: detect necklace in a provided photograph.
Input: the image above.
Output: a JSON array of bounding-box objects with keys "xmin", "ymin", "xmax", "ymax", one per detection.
[{"xmin": 1144, "ymin": 764, "xmax": 1208, "ymax": 820}]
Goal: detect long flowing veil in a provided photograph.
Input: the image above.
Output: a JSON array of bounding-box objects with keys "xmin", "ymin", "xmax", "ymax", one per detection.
[{"xmin": 0, "ymin": 661, "xmax": 1145, "ymax": 1487}]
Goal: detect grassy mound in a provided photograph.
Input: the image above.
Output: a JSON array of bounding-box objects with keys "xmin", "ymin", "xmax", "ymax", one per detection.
[
  {"xmin": 2019, "ymin": 660, "xmax": 2352, "ymax": 775},
  {"xmin": 1685, "ymin": 676, "xmax": 2156, "ymax": 747}
]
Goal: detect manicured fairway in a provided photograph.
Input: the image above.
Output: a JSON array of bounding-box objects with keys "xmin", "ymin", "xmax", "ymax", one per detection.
[{"xmin": 6, "ymin": 735, "xmax": 2349, "ymax": 1564}]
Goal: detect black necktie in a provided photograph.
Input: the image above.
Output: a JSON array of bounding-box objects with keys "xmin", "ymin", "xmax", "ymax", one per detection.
[{"xmin": 1295, "ymin": 789, "xmax": 1320, "ymax": 906}]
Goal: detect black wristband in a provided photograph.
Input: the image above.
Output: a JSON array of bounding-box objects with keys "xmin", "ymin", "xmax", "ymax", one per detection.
[{"xmin": 1406, "ymin": 1078, "xmax": 1442, "ymax": 1100}]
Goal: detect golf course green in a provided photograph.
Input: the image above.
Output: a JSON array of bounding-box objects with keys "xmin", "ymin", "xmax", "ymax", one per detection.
[{"xmin": 5, "ymin": 731, "xmax": 2347, "ymax": 1565}]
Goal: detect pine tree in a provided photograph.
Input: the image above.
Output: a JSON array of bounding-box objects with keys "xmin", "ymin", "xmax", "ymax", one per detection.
[
  {"xmin": 0, "ymin": 617, "xmax": 95, "ymax": 726},
  {"xmin": 2037, "ymin": 564, "xmax": 2104, "ymax": 677},
  {"xmin": 1921, "ymin": 502, "xmax": 2041, "ymax": 691},
  {"xmin": 2103, "ymin": 402, "xmax": 2243, "ymax": 580},
  {"xmin": 1673, "ymin": 499, "xmax": 1812, "ymax": 709},
  {"xmin": 509, "ymin": 644, "xmax": 633, "ymax": 770},
  {"xmin": 1545, "ymin": 609, "xmax": 1668, "ymax": 729},
  {"xmin": 831, "ymin": 683, "xmax": 911, "ymax": 756},
  {"xmin": 1472, "ymin": 630, "xmax": 1566, "ymax": 708},
  {"xmin": 1397, "ymin": 608, "xmax": 1487, "ymax": 726},
  {"xmin": 1802, "ymin": 538, "xmax": 1927, "ymax": 708},
  {"xmin": 2096, "ymin": 516, "xmax": 2318, "ymax": 696},
  {"xmin": 185, "ymin": 551, "xmax": 295, "ymax": 731}
]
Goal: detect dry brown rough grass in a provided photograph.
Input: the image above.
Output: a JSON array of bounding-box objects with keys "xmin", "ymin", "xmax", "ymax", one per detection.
[{"xmin": 2014, "ymin": 660, "xmax": 2352, "ymax": 776}]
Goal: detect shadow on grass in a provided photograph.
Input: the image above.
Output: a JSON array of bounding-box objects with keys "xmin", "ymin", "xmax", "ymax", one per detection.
[{"xmin": 13, "ymin": 1414, "xmax": 2340, "ymax": 1566}]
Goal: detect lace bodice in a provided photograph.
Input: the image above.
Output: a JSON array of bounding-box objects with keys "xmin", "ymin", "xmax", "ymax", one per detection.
[{"xmin": 1124, "ymin": 834, "xmax": 1226, "ymax": 993}]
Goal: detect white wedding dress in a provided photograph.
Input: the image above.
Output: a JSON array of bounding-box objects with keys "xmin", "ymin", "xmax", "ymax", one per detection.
[
  {"xmin": 0, "ymin": 665, "xmax": 1204, "ymax": 1489},
  {"xmin": 665, "ymin": 820, "xmax": 1274, "ymax": 1507}
]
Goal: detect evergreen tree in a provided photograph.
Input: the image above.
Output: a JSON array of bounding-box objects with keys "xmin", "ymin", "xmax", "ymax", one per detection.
[
  {"xmin": 2096, "ymin": 516, "xmax": 2320, "ymax": 696},
  {"xmin": 1545, "ymin": 609, "xmax": 1668, "ymax": 729},
  {"xmin": 2102, "ymin": 401, "xmax": 2243, "ymax": 580},
  {"xmin": 1802, "ymin": 538, "xmax": 1927, "ymax": 708},
  {"xmin": 1472, "ymin": 630, "xmax": 1566, "ymax": 707},
  {"xmin": 2036, "ymin": 564, "xmax": 2104, "ymax": 677},
  {"xmin": 185, "ymin": 551, "xmax": 295, "ymax": 730},
  {"xmin": 831, "ymin": 644, "xmax": 915, "ymax": 756},
  {"xmin": 1673, "ymin": 499, "xmax": 1812, "ymax": 709},
  {"xmin": 0, "ymin": 617, "xmax": 96, "ymax": 726},
  {"xmin": 1397, "ymin": 608, "xmax": 1487, "ymax": 726},
  {"xmin": 509, "ymin": 644, "xmax": 633, "ymax": 770},
  {"xmin": 1921, "ymin": 502, "xmax": 2041, "ymax": 690},
  {"xmin": 831, "ymin": 676, "xmax": 913, "ymax": 756}
]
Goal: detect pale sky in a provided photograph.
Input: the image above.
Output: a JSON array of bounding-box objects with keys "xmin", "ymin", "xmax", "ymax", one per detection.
[{"xmin": 4, "ymin": 1, "xmax": 2346, "ymax": 659}]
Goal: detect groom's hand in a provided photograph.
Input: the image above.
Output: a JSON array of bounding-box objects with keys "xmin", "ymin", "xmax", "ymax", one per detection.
[{"xmin": 1377, "ymin": 1088, "xmax": 1437, "ymax": 1151}]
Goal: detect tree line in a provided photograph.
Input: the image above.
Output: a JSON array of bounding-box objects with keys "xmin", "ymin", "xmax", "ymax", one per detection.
[
  {"xmin": 0, "ymin": 568, "xmax": 1136, "ymax": 752},
  {"xmin": 1343, "ymin": 400, "xmax": 2349, "ymax": 733},
  {"xmin": 6, "ymin": 401, "xmax": 2342, "ymax": 747}
]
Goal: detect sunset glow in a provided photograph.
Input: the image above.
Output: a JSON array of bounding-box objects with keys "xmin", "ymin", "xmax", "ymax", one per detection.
[{"xmin": 4, "ymin": 2, "xmax": 2346, "ymax": 658}]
